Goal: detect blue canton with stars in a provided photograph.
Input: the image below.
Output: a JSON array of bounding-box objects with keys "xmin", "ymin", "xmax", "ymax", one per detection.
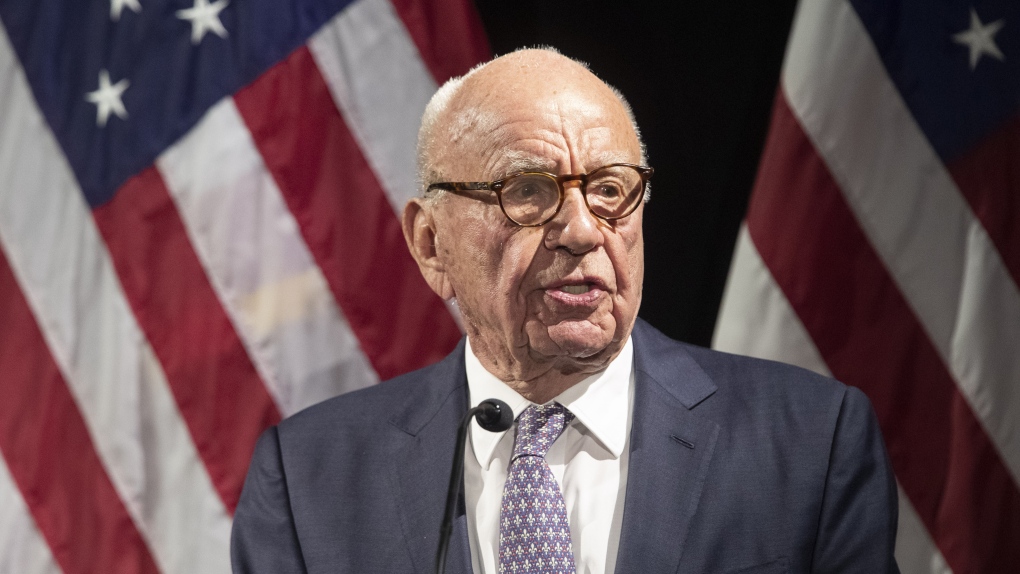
[
  {"xmin": 0, "ymin": 0, "xmax": 358, "ymax": 207},
  {"xmin": 499, "ymin": 403, "xmax": 577, "ymax": 574},
  {"xmin": 850, "ymin": 0, "xmax": 1020, "ymax": 162}
]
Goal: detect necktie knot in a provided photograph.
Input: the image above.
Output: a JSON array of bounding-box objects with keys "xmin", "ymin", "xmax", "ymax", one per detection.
[{"xmin": 512, "ymin": 403, "xmax": 574, "ymax": 460}]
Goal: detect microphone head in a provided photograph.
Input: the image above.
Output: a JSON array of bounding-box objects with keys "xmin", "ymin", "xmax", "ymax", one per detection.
[{"xmin": 475, "ymin": 399, "xmax": 514, "ymax": 432}]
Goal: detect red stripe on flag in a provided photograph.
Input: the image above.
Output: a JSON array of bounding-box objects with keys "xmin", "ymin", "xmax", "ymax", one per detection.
[
  {"xmin": 388, "ymin": 0, "xmax": 489, "ymax": 83},
  {"xmin": 234, "ymin": 46, "xmax": 462, "ymax": 381},
  {"xmin": 0, "ymin": 244, "xmax": 160, "ymax": 574},
  {"xmin": 92, "ymin": 167, "xmax": 281, "ymax": 513},
  {"xmin": 747, "ymin": 92, "xmax": 1020, "ymax": 572},
  {"xmin": 948, "ymin": 114, "xmax": 1020, "ymax": 289}
]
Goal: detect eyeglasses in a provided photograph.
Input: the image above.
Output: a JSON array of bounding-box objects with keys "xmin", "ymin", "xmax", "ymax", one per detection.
[{"xmin": 426, "ymin": 163, "xmax": 654, "ymax": 227}]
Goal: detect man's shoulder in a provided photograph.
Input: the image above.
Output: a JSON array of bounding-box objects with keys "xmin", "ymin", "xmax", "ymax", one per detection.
[
  {"xmin": 685, "ymin": 339, "xmax": 845, "ymax": 398},
  {"xmin": 277, "ymin": 340, "xmax": 466, "ymax": 442},
  {"xmin": 632, "ymin": 318, "xmax": 857, "ymax": 421}
]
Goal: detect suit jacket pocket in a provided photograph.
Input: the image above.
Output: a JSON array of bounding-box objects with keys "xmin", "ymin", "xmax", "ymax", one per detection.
[{"xmin": 723, "ymin": 557, "xmax": 788, "ymax": 574}]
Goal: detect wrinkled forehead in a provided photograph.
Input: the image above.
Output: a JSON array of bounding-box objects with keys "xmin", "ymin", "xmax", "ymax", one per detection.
[{"xmin": 434, "ymin": 52, "xmax": 641, "ymax": 178}]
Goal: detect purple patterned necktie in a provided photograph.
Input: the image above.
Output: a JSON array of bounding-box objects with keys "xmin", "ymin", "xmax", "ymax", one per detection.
[{"xmin": 499, "ymin": 403, "xmax": 577, "ymax": 574}]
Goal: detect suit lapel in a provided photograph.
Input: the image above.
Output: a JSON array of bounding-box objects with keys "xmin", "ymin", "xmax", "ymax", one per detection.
[
  {"xmin": 614, "ymin": 321, "xmax": 720, "ymax": 572},
  {"xmin": 389, "ymin": 339, "xmax": 474, "ymax": 574}
]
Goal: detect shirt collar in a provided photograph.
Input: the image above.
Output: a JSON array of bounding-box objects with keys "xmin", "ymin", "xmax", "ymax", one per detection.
[{"xmin": 466, "ymin": 336, "xmax": 634, "ymax": 470}]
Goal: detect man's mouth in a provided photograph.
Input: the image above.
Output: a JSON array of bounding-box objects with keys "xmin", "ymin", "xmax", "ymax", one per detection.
[
  {"xmin": 559, "ymin": 284, "xmax": 592, "ymax": 295},
  {"xmin": 544, "ymin": 278, "xmax": 607, "ymax": 306}
]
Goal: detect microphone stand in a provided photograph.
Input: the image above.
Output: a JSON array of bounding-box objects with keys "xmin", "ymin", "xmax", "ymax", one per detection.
[{"xmin": 436, "ymin": 399, "xmax": 513, "ymax": 574}]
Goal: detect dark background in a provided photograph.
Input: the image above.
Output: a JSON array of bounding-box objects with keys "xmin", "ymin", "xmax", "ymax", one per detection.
[{"xmin": 473, "ymin": 0, "xmax": 800, "ymax": 346}]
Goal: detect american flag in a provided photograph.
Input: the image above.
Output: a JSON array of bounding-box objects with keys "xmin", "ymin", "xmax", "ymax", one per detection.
[
  {"xmin": 714, "ymin": 0, "xmax": 1019, "ymax": 571},
  {"xmin": 0, "ymin": 0, "xmax": 486, "ymax": 571}
]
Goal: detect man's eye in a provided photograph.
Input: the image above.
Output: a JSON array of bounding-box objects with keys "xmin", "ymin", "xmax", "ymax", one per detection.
[
  {"xmin": 519, "ymin": 184, "xmax": 542, "ymax": 198},
  {"xmin": 594, "ymin": 183, "xmax": 623, "ymax": 198}
]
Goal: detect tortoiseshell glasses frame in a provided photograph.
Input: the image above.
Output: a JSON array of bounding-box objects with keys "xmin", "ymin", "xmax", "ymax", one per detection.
[{"xmin": 426, "ymin": 163, "xmax": 654, "ymax": 227}]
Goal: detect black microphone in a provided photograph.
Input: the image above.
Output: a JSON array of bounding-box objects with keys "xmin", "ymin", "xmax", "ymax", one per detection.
[{"xmin": 436, "ymin": 399, "xmax": 513, "ymax": 574}]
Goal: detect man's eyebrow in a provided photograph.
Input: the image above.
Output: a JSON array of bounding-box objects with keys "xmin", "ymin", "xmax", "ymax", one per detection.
[
  {"xmin": 584, "ymin": 151, "xmax": 632, "ymax": 169},
  {"xmin": 492, "ymin": 151, "xmax": 557, "ymax": 179},
  {"xmin": 490, "ymin": 151, "xmax": 635, "ymax": 180}
]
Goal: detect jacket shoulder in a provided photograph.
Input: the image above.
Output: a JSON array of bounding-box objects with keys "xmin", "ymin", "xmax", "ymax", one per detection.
[
  {"xmin": 634, "ymin": 318, "xmax": 846, "ymax": 402},
  {"xmin": 275, "ymin": 337, "xmax": 467, "ymax": 443},
  {"xmin": 686, "ymin": 341, "xmax": 844, "ymax": 397}
]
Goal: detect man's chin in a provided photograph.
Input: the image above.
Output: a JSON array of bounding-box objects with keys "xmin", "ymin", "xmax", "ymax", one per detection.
[{"xmin": 528, "ymin": 319, "xmax": 617, "ymax": 361}]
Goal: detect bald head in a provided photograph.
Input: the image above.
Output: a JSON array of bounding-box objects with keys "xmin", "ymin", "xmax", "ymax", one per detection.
[{"xmin": 417, "ymin": 48, "xmax": 645, "ymax": 193}]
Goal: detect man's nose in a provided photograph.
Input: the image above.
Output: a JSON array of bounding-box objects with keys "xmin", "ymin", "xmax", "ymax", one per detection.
[{"xmin": 544, "ymin": 184, "xmax": 603, "ymax": 255}]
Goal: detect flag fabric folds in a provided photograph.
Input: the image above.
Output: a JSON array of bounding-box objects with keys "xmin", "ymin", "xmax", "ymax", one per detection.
[
  {"xmin": 0, "ymin": 0, "xmax": 487, "ymax": 572},
  {"xmin": 715, "ymin": 0, "xmax": 1020, "ymax": 572}
]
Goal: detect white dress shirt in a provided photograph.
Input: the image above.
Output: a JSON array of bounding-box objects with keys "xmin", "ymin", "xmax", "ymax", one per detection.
[{"xmin": 463, "ymin": 336, "xmax": 635, "ymax": 574}]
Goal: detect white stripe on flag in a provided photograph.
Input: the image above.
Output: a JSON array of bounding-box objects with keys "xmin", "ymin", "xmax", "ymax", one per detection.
[
  {"xmin": 308, "ymin": 0, "xmax": 439, "ymax": 215},
  {"xmin": 0, "ymin": 456, "xmax": 61, "ymax": 574},
  {"xmin": 782, "ymin": 0, "xmax": 1020, "ymax": 484},
  {"xmin": 713, "ymin": 226, "xmax": 951, "ymax": 572},
  {"xmin": 0, "ymin": 26, "xmax": 231, "ymax": 574},
  {"xmin": 157, "ymin": 97, "xmax": 378, "ymax": 416},
  {"xmin": 896, "ymin": 484, "xmax": 952, "ymax": 574},
  {"xmin": 308, "ymin": 0, "xmax": 464, "ymax": 326},
  {"xmin": 713, "ymin": 224, "xmax": 829, "ymax": 374}
]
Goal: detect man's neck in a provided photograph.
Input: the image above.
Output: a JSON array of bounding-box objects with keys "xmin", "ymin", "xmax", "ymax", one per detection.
[
  {"xmin": 467, "ymin": 336, "xmax": 627, "ymax": 404},
  {"xmin": 503, "ymin": 376, "xmax": 583, "ymax": 405},
  {"xmin": 477, "ymin": 357, "xmax": 609, "ymax": 405}
]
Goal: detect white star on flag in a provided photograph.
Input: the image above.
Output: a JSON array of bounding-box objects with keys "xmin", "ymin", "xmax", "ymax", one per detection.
[
  {"xmin": 176, "ymin": 0, "xmax": 230, "ymax": 45},
  {"xmin": 952, "ymin": 7, "xmax": 1006, "ymax": 70},
  {"xmin": 109, "ymin": 0, "xmax": 141, "ymax": 21},
  {"xmin": 85, "ymin": 69, "xmax": 129, "ymax": 127}
]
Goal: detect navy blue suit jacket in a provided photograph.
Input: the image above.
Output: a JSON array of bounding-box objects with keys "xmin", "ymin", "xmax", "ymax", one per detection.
[{"xmin": 231, "ymin": 319, "xmax": 899, "ymax": 573}]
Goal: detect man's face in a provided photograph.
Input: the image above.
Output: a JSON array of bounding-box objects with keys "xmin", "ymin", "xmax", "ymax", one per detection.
[{"xmin": 408, "ymin": 52, "xmax": 644, "ymax": 386}]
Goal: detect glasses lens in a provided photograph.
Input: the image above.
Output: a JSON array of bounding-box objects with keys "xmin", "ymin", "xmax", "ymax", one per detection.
[
  {"xmin": 500, "ymin": 174, "xmax": 560, "ymax": 225},
  {"xmin": 585, "ymin": 166, "xmax": 644, "ymax": 219}
]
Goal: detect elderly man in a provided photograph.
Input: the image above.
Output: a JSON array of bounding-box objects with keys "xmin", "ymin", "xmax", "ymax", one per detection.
[{"xmin": 231, "ymin": 49, "xmax": 899, "ymax": 573}]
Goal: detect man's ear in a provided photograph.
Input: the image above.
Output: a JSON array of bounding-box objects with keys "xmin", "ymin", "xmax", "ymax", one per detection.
[{"xmin": 402, "ymin": 198, "xmax": 455, "ymax": 300}]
